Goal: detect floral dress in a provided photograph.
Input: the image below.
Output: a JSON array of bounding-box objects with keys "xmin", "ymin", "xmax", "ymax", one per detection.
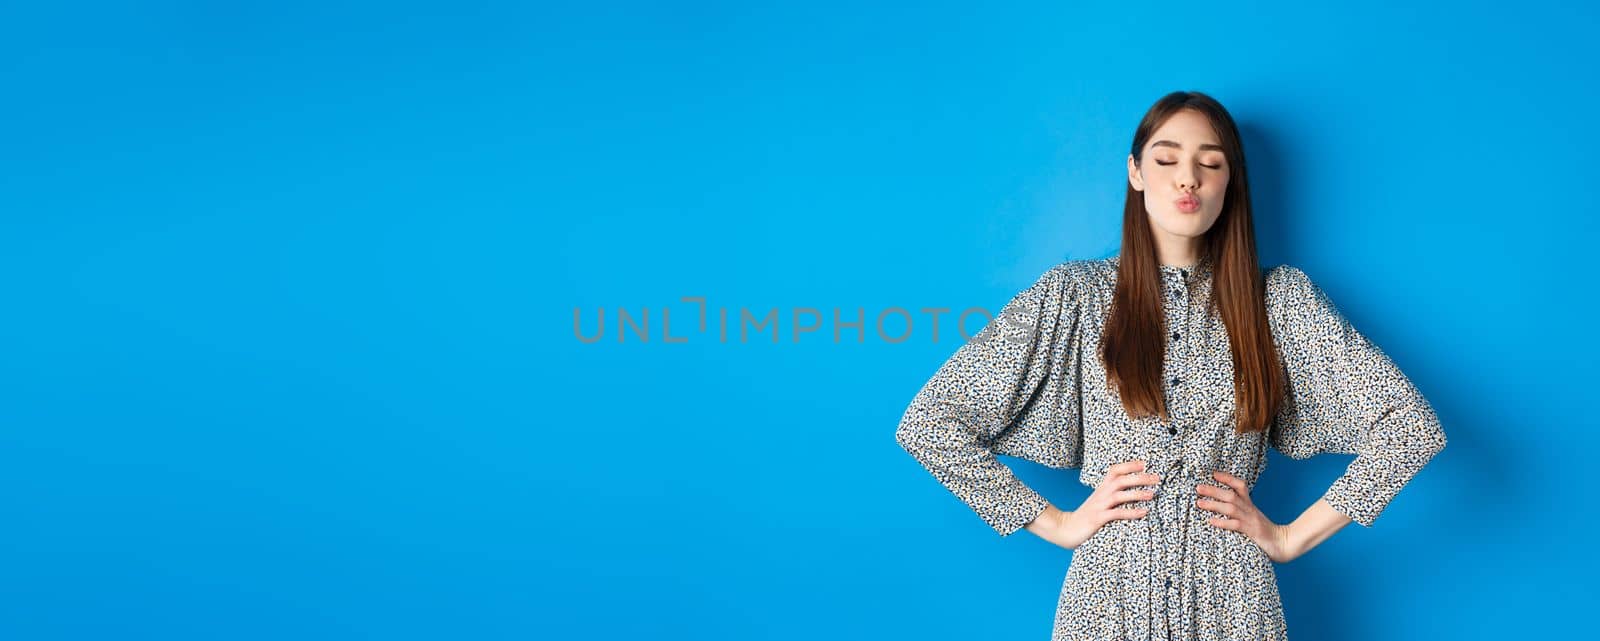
[{"xmin": 894, "ymin": 254, "xmax": 1446, "ymax": 641}]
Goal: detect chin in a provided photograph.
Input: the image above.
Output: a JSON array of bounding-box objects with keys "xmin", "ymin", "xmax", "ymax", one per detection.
[{"xmin": 1158, "ymin": 218, "xmax": 1205, "ymax": 235}]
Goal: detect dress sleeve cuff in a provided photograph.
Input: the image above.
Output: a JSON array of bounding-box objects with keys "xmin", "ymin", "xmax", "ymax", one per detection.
[
  {"xmin": 1320, "ymin": 448, "xmax": 1440, "ymax": 527},
  {"xmin": 986, "ymin": 481, "xmax": 1052, "ymax": 537}
]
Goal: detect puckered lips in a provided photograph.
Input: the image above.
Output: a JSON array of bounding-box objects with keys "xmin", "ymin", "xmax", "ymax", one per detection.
[{"xmin": 1175, "ymin": 194, "xmax": 1200, "ymax": 213}]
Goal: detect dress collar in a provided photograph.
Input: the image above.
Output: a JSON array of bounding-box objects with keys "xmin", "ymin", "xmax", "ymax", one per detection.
[{"xmin": 1108, "ymin": 253, "xmax": 1216, "ymax": 282}]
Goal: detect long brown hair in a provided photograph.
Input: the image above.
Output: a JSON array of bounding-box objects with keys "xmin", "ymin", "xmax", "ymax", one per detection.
[{"xmin": 1100, "ymin": 91, "xmax": 1285, "ymax": 434}]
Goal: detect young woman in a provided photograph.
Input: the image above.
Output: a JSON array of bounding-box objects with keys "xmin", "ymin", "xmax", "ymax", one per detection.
[{"xmin": 894, "ymin": 90, "xmax": 1446, "ymax": 641}]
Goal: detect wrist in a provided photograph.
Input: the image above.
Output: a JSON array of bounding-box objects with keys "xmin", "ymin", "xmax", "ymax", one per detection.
[
  {"xmin": 1026, "ymin": 505, "xmax": 1065, "ymax": 536},
  {"xmin": 1276, "ymin": 522, "xmax": 1302, "ymax": 559}
]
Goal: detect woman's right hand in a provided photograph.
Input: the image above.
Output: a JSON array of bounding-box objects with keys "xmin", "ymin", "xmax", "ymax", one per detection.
[{"xmin": 1026, "ymin": 459, "xmax": 1161, "ymax": 550}]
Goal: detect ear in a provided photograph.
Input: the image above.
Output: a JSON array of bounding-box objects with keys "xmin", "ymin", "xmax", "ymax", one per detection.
[{"xmin": 1127, "ymin": 153, "xmax": 1145, "ymax": 192}]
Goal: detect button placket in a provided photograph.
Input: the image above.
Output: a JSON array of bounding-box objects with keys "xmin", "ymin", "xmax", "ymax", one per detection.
[
  {"xmin": 1153, "ymin": 459, "xmax": 1200, "ymax": 632},
  {"xmin": 1163, "ymin": 271, "xmax": 1187, "ymax": 439},
  {"xmin": 1165, "ymin": 267, "xmax": 1197, "ymax": 440},
  {"xmin": 1154, "ymin": 263, "xmax": 1207, "ymax": 634},
  {"xmin": 1163, "ymin": 269, "xmax": 1200, "ymax": 630}
]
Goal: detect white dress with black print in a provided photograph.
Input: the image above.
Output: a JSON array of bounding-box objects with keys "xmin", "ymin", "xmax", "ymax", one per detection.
[{"xmin": 895, "ymin": 254, "xmax": 1446, "ymax": 641}]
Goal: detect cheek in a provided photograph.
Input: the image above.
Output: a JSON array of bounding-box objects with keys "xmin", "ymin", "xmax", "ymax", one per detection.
[
  {"xmin": 1205, "ymin": 185, "xmax": 1227, "ymax": 210},
  {"xmin": 1204, "ymin": 203, "xmax": 1227, "ymax": 225}
]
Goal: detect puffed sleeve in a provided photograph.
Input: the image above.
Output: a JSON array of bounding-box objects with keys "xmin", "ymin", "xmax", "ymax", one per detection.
[
  {"xmin": 1265, "ymin": 265, "xmax": 1447, "ymax": 527},
  {"xmin": 894, "ymin": 264, "xmax": 1084, "ymax": 537}
]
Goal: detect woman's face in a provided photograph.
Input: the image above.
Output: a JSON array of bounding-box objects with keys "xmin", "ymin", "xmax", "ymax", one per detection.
[{"xmin": 1127, "ymin": 109, "xmax": 1229, "ymax": 245}]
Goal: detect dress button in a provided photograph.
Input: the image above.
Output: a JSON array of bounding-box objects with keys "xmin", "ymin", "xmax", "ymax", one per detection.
[
  {"xmin": 1171, "ymin": 331, "xmax": 1180, "ymax": 341},
  {"xmin": 1167, "ymin": 426, "xmax": 1178, "ymax": 435},
  {"xmin": 1171, "ymin": 376, "xmax": 1180, "ymax": 386}
]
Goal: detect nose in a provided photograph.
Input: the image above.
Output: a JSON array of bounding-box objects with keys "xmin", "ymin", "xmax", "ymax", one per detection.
[{"xmin": 1176, "ymin": 165, "xmax": 1198, "ymax": 192}]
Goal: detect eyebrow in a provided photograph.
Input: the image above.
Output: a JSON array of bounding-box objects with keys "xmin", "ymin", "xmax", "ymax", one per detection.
[{"xmin": 1151, "ymin": 140, "xmax": 1224, "ymax": 152}]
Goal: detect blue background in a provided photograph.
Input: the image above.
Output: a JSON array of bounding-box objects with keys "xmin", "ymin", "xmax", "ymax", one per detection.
[{"xmin": 2, "ymin": 1, "xmax": 1591, "ymax": 639}]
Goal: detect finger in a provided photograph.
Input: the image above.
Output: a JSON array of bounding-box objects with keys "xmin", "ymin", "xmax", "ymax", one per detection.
[
  {"xmin": 1118, "ymin": 488, "xmax": 1156, "ymax": 502},
  {"xmin": 1213, "ymin": 471, "xmax": 1249, "ymax": 497},
  {"xmin": 1100, "ymin": 488, "xmax": 1155, "ymax": 512},
  {"xmin": 1207, "ymin": 516, "xmax": 1238, "ymax": 529},
  {"xmin": 1115, "ymin": 471, "xmax": 1161, "ymax": 491},
  {"xmin": 1110, "ymin": 460, "xmax": 1147, "ymax": 476},
  {"xmin": 1099, "ymin": 471, "xmax": 1153, "ymax": 493},
  {"xmin": 1196, "ymin": 483, "xmax": 1234, "ymax": 502},
  {"xmin": 1111, "ymin": 506, "xmax": 1150, "ymax": 521},
  {"xmin": 1198, "ymin": 498, "xmax": 1238, "ymax": 517}
]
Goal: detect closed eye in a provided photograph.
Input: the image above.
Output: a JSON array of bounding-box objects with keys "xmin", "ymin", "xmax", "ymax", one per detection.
[{"xmin": 1156, "ymin": 161, "xmax": 1221, "ymax": 169}]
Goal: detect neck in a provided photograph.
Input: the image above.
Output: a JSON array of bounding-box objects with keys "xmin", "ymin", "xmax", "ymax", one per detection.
[
  {"xmin": 1156, "ymin": 245, "xmax": 1202, "ymax": 268},
  {"xmin": 1150, "ymin": 228, "xmax": 1204, "ymax": 267}
]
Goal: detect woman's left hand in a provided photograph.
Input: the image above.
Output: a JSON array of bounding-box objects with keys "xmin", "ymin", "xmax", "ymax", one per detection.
[{"xmin": 1196, "ymin": 470, "xmax": 1300, "ymax": 564}]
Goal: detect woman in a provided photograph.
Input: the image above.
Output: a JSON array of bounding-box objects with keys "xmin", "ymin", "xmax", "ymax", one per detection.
[{"xmin": 894, "ymin": 90, "xmax": 1446, "ymax": 641}]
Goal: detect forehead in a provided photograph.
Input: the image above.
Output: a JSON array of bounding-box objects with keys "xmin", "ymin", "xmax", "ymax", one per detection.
[{"xmin": 1148, "ymin": 110, "xmax": 1223, "ymax": 152}]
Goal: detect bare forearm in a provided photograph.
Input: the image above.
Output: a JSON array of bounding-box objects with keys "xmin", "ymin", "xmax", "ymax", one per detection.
[
  {"xmin": 1025, "ymin": 504, "xmax": 1068, "ymax": 538},
  {"xmin": 1283, "ymin": 497, "xmax": 1353, "ymax": 559}
]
